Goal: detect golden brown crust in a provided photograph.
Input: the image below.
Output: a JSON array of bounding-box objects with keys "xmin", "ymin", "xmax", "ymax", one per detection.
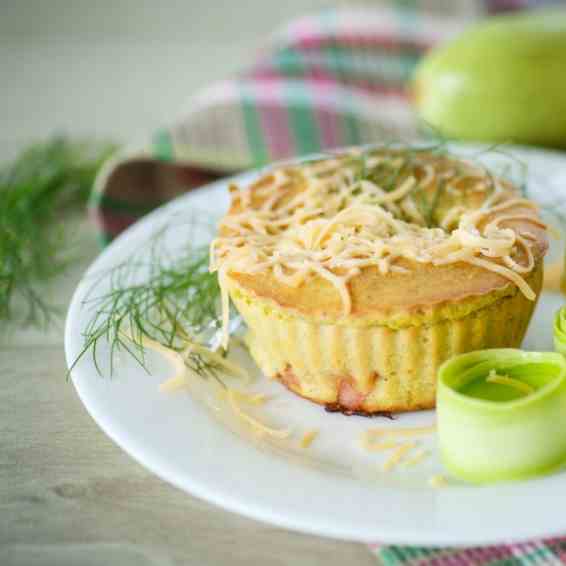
[{"xmin": 229, "ymin": 259, "xmax": 518, "ymax": 322}]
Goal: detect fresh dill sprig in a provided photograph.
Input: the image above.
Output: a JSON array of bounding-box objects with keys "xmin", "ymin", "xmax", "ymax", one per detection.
[
  {"xmin": 70, "ymin": 220, "xmax": 230, "ymax": 383},
  {"xmin": 347, "ymin": 142, "xmax": 450, "ymax": 226},
  {"xmin": 0, "ymin": 136, "xmax": 116, "ymax": 326},
  {"xmin": 185, "ymin": 350, "xmax": 227, "ymax": 389}
]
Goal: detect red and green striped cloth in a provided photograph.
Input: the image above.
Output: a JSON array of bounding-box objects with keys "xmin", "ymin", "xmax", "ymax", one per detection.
[
  {"xmin": 91, "ymin": 2, "xmax": 566, "ymax": 563},
  {"xmin": 370, "ymin": 538, "xmax": 566, "ymax": 565},
  {"xmin": 90, "ymin": 3, "xmax": 475, "ymax": 244}
]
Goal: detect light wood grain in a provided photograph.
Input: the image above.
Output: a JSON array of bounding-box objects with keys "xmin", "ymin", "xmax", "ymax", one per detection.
[
  {"xmin": 0, "ymin": 218, "xmax": 376, "ymax": 566},
  {"xmin": 1, "ymin": 2, "xmax": 382, "ymax": 561}
]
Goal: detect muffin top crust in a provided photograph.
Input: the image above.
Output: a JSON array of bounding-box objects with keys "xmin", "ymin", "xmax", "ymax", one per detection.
[{"xmin": 211, "ymin": 146, "xmax": 547, "ymax": 337}]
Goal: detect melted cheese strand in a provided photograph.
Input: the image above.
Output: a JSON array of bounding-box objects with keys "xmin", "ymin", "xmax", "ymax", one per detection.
[
  {"xmin": 440, "ymin": 206, "xmax": 466, "ymax": 231},
  {"xmin": 503, "ymin": 235, "xmax": 534, "ymax": 274},
  {"xmin": 371, "ymin": 176, "xmax": 417, "ymax": 204},
  {"xmin": 489, "ymin": 214, "xmax": 546, "ymax": 230},
  {"xmin": 227, "ymin": 390, "xmax": 291, "ymax": 439},
  {"xmin": 309, "ymin": 263, "xmax": 351, "ymax": 316},
  {"xmin": 466, "ymin": 257, "xmax": 536, "ymax": 300}
]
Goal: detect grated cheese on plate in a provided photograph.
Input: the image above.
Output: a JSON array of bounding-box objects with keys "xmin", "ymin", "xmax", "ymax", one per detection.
[
  {"xmin": 404, "ymin": 448, "xmax": 430, "ymax": 467},
  {"xmin": 429, "ymin": 474, "xmax": 448, "ymax": 488},
  {"xmin": 363, "ymin": 425, "xmax": 436, "ymax": 440},
  {"xmin": 226, "ymin": 390, "xmax": 291, "ymax": 439},
  {"xmin": 382, "ymin": 442, "xmax": 417, "ymax": 472},
  {"xmin": 300, "ymin": 429, "xmax": 319, "ymax": 448}
]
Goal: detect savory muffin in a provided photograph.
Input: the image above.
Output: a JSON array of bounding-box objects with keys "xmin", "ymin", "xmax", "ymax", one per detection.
[{"xmin": 210, "ymin": 147, "xmax": 548, "ymax": 414}]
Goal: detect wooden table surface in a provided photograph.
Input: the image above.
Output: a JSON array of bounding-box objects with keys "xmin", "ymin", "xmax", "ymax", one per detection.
[
  {"xmin": 0, "ymin": 217, "xmax": 378, "ymax": 566},
  {"xmin": 0, "ymin": 3, "xmax": 384, "ymax": 562}
]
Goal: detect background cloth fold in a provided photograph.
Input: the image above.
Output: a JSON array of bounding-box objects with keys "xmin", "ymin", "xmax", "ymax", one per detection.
[{"xmin": 90, "ymin": 4, "xmax": 463, "ymax": 244}]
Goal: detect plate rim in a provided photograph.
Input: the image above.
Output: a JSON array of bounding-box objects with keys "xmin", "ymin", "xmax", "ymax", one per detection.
[{"xmin": 65, "ymin": 144, "xmax": 566, "ymax": 546}]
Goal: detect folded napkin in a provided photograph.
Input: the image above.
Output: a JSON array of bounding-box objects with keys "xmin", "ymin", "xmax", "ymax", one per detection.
[{"xmin": 91, "ymin": 1, "xmax": 566, "ymax": 562}]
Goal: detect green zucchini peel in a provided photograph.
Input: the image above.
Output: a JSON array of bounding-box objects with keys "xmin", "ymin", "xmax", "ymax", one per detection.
[
  {"xmin": 437, "ymin": 349, "xmax": 566, "ymax": 484},
  {"xmin": 554, "ymin": 306, "xmax": 566, "ymax": 357}
]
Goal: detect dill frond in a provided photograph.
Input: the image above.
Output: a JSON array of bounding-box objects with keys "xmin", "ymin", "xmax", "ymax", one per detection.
[
  {"xmin": 185, "ymin": 351, "xmax": 226, "ymax": 389},
  {"xmin": 0, "ymin": 136, "xmax": 116, "ymax": 327},
  {"xmin": 70, "ymin": 220, "xmax": 233, "ymax": 383}
]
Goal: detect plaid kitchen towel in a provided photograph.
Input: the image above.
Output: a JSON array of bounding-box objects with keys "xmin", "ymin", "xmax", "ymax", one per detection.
[
  {"xmin": 90, "ymin": 1, "xmax": 489, "ymax": 244},
  {"xmin": 91, "ymin": 0, "xmax": 561, "ymax": 242},
  {"xmin": 91, "ymin": 0, "xmax": 566, "ymax": 562}
]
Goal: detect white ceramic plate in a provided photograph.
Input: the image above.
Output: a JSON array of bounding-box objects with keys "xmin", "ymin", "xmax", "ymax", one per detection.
[{"xmin": 66, "ymin": 145, "xmax": 566, "ymax": 547}]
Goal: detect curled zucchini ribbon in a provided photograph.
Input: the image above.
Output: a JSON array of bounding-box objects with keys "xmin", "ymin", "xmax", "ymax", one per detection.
[
  {"xmin": 554, "ymin": 306, "xmax": 566, "ymax": 357},
  {"xmin": 437, "ymin": 349, "xmax": 566, "ymax": 484}
]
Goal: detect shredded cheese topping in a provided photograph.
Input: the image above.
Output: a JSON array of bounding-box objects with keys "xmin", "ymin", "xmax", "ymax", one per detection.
[{"xmin": 211, "ymin": 149, "xmax": 545, "ymax": 346}]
